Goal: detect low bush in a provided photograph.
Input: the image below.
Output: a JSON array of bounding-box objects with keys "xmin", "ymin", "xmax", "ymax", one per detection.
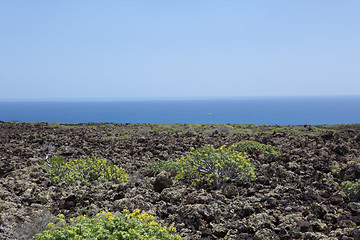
[
  {"xmin": 31, "ymin": 209, "xmax": 182, "ymax": 240},
  {"xmin": 151, "ymin": 145, "xmax": 256, "ymax": 189},
  {"xmin": 44, "ymin": 156, "xmax": 128, "ymax": 183},
  {"xmin": 232, "ymin": 140, "xmax": 281, "ymax": 156},
  {"xmin": 343, "ymin": 179, "xmax": 360, "ymax": 201},
  {"xmin": 149, "ymin": 160, "xmax": 181, "ymax": 177}
]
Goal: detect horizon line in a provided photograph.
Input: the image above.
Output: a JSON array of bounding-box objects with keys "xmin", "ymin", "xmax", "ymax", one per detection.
[{"xmin": 1, "ymin": 94, "xmax": 360, "ymax": 102}]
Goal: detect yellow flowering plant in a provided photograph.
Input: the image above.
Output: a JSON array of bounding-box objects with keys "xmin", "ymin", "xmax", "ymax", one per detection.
[
  {"xmin": 44, "ymin": 156, "xmax": 128, "ymax": 183},
  {"xmin": 31, "ymin": 210, "xmax": 182, "ymax": 240}
]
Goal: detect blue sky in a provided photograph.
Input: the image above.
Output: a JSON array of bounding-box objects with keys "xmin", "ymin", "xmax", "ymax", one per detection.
[{"xmin": 1, "ymin": 0, "xmax": 359, "ymax": 100}]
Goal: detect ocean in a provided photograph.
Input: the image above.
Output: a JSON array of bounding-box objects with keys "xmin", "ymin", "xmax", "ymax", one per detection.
[{"xmin": 0, "ymin": 96, "xmax": 359, "ymax": 125}]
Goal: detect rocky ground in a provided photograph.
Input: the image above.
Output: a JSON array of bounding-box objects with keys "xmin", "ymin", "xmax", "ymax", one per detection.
[{"xmin": 0, "ymin": 122, "xmax": 360, "ymax": 240}]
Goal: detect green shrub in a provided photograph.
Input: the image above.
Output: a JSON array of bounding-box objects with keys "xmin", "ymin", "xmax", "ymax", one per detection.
[
  {"xmin": 232, "ymin": 140, "xmax": 281, "ymax": 156},
  {"xmin": 151, "ymin": 145, "xmax": 256, "ymax": 189},
  {"xmin": 343, "ymin": 179, "xmax": 360, "ymax": 201},
  {"xmin": 31, "ymin": 209, "xmax": 182, "ymax": 240},
  {"xmin": 44, "ymin": 156, "xmax": 128, "ymax": 183},
  {"xmin": 149, "ymin": 160, "xmax": 182, "ymax": 177}
]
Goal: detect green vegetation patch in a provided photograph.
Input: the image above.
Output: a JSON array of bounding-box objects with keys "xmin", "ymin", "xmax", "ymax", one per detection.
[
  {"xmin": 31, "ymin": 209, "xmax": 181, "ymax": 240},
  {"xmin": 47, "ymin": 122, "xmax": 62, "ymax": 128},
  {"xmin": 47, "ymin": 123, "xmax": 98, "ymax": 130},
  {"xmin": 343, "ymin": 179, "xmax": 360, "ymax": 200},
  {"xmin": 230, "ymin": 124, "xmax": 339, "ymax": 136},
  {"xmin": 44, "ymin": 156, "xmax": 128, "ymax": 183},
  {"xmin": 232, "ymin": 140, "xmax": 281, "ymax": 156},
  {"xmin": 151, "ymin": 145, "xmax": 256, "ymax": 189},
  {"xmin": 341, "ymin": 160, "xmax": 360, "ymax": 201}
]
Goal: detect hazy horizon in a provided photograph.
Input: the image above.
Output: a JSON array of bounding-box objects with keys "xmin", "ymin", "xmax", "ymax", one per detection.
[{"xmin": 1, "ymin": 95, "xmax": 360, "ymax": 103}]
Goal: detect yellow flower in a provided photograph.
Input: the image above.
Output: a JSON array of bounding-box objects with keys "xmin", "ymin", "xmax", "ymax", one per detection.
[
  {"xmin": 133, "ymin": 209, "xmax": 141, "ymax": 215},
  {"xmin": 150, "ymin": 221, "xmax": 159, "ymax": 226},
  {"xmin": 169, "ymin": 226, "xmax": 177, "ymax": 232},
  {"xmin": 47, "ymin": 222, "xmax": 55, "ymax": 228}
]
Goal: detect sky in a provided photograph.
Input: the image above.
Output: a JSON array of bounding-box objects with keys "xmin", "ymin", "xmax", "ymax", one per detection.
[{"xmin": 1, "ymin": 0, "xmax": 359, "ymax": 100}]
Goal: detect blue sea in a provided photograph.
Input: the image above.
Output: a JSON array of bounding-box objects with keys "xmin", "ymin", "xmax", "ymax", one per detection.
[{"xmin": 0, "ymin": 96, "xmax": 359, "ymax": 125}]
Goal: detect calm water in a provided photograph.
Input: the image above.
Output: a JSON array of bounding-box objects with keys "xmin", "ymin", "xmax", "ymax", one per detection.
[{"xmin": 0, "ymin": 96, "xmax": 359, "ymax": 125}]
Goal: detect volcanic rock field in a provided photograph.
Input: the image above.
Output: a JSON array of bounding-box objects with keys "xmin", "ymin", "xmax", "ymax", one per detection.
[{"xmin": 1, "ymin": 122, "xmax": 360, "ymax": 239}]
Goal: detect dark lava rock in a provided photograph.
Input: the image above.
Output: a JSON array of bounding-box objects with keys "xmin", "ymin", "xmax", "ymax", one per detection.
[
  {"xmin": 59, "ymin": 195, "xmax": 77, "ymax": 210},
  {"xmin": 340, "ymin": 236, "xmax": 354, "ymax": 240},
  {"xmin": 297, "ymin": 220, "xmax": 311, "ymax": 233},
  {"xmin": 221, "ymin": 183, "xmax": 238, "ymax": 199},
  {"xmin": 153, "ymin": 171, "xmax": 172, "ymax": 193},
  {"xmin": 1, "ymin": 122, "xmax": 360, "ymax": 240},
  {"xmin": 340, "ymin": 161, "xmax": 360, "ymax": 181},
  {"xmin": 254, "ymin": 229, "xmax": 279, "ymax": 240},
  {"xmin": 322, "ymin": 131, "xmax": 334, "ymax": 140},
  {"xmin": 329, "ymin": 196, "xmax": 344, "ymax": 205},
  {"xmin": 350, "ymin": 228, "xmax": 360, "ymax": 239},
  {"xmin": 210, "ymin": 223, "xmax": 228, "ymax": 238}
]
